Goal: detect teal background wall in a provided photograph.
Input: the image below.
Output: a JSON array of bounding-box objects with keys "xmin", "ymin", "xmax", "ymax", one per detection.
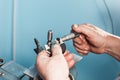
[
  {"xmin": 0, "ymin": 0, "xmax": 13, "ymax": 62},
  {"xmin": 0, "ymin": 0, "xmax": 120, "ymax": 80}
]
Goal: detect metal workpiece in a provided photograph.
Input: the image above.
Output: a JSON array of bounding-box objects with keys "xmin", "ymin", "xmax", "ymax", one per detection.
[
  {"xmin": 34, "ymin": 31, "xmax": 80, "ymax": 55},
  {"xmin": 0, "ymin": 61, "xmax": 25, "ymax": 80},
  {"xmin": 52, "ymin": 32, "xmax": 80, "ymax": 53},
  {"xmin": 54, "ymin": 38, "xmax": 66, "ymax": 53},
  {"xmin": 24, "ymin": 65, "xmax": 42, "ymax": 80},
  {"xmin": 0, "ymin": 68, "xmax": 20, "ymax": 80},
  {"xmin": 0, "ymin": 30, "xmax": 82, "ymax": 80},
  {"xmin": 60, "ymin": 32, "xmax": 80, "ymax": 42},
  {"xmin": 47, "ymin": 30, "xmax": 53, "ymax": 47},
  {"xmin": 0, "ymin": 61, "xmax": 41, "ymax": 80},
  {"xmin": 47, "ymin": 30, "xmax": 53, "ymax": 45},
  {"xmin": 53, "ymin": 32, "xmax": 80, "ymax": 45},
  {"xmin": 46, "ymin": 30, "xmax": 53, "ymax": 56},
  {"xmin": 1, "ymin": 61, "xmax": 27, "ymax": 79}
]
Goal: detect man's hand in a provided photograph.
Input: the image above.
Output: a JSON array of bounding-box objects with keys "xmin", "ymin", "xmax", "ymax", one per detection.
[
  {"xmin": 36, "ymin": 45, "xmax": 70, "ymax": 80},
  {"xmin": 72, "ymin": 24, "xmax": 108, "ymax": 55},
  {"xmin": 72, "ymin": 24, "xmax": 120, "ymax": 61},
  {"xmin": 64, "ymin": 50, "xmax": 75, "ymax": 68}
]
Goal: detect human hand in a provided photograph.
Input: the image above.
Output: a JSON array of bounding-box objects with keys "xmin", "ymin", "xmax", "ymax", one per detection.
[
  {"xmin": 71, "ymin": 24, "xmax": 109, "ymax": 55},
  {"xmin": 36, "ymin": 45, "xmax": 70, "ymax": 80},
  {"xmin": 64, "ymin": 50, "xmax": 75, "ymax": 68}
]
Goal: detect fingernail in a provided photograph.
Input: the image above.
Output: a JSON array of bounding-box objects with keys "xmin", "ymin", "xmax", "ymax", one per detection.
[
  {"xmin": 73, "ymin": 24, "xmax": 78, "ymax": 28},
  {"xmin": 79, "ymin": 53, "xmax": 84, "ymax": 56}
]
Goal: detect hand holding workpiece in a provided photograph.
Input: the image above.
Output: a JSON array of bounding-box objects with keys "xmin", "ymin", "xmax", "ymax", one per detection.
[
  {"xmin": 36, "ymin": 45, "xmax": 74, "ymax": 80},
  {"xmin": 72, "ymin": 24, "xmax": 120, "ymax": 61}
]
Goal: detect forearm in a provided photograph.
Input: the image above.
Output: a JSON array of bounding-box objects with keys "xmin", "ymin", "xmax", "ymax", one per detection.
[{"xmin": 105, "ymin": 34, "xmax": 120, "ymax": 61}]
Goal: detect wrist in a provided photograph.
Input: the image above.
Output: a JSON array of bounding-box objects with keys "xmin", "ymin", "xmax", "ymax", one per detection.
[
  {"xmin": 105, "ymin": 34, "xmax": 120, "ymax": 60},
  {"xmin": 104, "ymin": 34, "xmax": 113, "ymax": 53}
]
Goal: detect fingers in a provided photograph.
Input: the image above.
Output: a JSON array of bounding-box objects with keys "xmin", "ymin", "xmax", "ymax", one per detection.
[
  {"xmin": 72, "ymin": 33, "xmax": 90, "ymax": 55},
  {"xmin": 73, "ymin": 41, "xmax": 90, "ymax": 51},
  {"xmin": 37, "ymin": 50, "xmax": 49, "ymax": 59},
  {"xmin": 72, "ymin": 25, "xmax": 91, "ymax": 55},
  {"xmin": 64, "ymin": 50, "xmax": 69, "ymax": 56},
  {"xmin": 36, "ymin": 50, "xmax": 50, "ymax": 63},
  {"xmin": 73, "ymin": 40, "xmax": 90, "ymax": 55},
  {"xmin": 72, "ymin": 24, "xmax": 88, "ymax": 34},
  {"xmin": 73, "ymin": 34, "xmax": 84, "ymax": 45},
  {"xmin": 64, "ymin": 52, "xmax": 74, "ymax": 61},
  {"xmin": 37, "ymin": 45, "xmax": 62, "ymax": 59},
  {"xmin": 64, "ymin": 52, "xmax": 75, "ymax": 68},
  {"xmin": 36, "ymin": 50, "xmax": 50, "ymax": 71},
  {"xmin": 52, "ymin": 44, "xmax": 63, "ymax": 56},
  {"xmin": 68, "ymin": 60, "xmax": 75, "ymax": 68},
  {"xmin": 71, "ymin": 24, "xmax": 97, "ymax": 38},
  {"xmin": 75, "ymin": 47, "xmax": 89, "ymax": 55}
]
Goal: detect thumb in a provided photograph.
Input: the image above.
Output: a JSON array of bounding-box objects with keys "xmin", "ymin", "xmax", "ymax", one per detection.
[
  {"xmin": 72, "ymin": 24, "xmax": 93, "ymax": 37},
  {"xmin": 52, "ymin": 44, "xmax": 63, "ymax": 56},
  {"xmin": 37, "ymin": 50, "xmax": 49, "ymax": 60},
  {"xmin": 72, "ymin": 24, "xmax": 81, "ymax": 33}
]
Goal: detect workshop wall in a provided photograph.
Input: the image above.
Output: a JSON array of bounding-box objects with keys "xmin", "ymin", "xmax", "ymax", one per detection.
[
  {"xmin": 0, "ymin": 0, "xmax": 13, "ymax": 62},
  {"xmin": 0, "ymin": 0, "xmax": 120, "ymax": 80},
  {"xmin": 105, "ymin": 0, "xmax": 120, "ymax": 36}
]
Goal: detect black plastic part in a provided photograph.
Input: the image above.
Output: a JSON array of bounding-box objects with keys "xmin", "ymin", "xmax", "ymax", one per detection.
[
  {"xmin": 56, "ymin": 38, "xmax": 66, "ymax": 54},
  {"xmin": 60, "ymin": 43, "xmax": 66, "ymax": 53},
  {"xmin": 0, "ymin": 59, "xmax": 3, "ymax": 63},
  {"xmin": 34, "ymin": 38, "xmax": 43, "ymax": 54},
  {"xmin": 0, "ymin": 58, "xmax": 4, "ymax": 67},
  {"xmin": 34, "ymin": 47, "xmax": 43, "ymax": 54}
]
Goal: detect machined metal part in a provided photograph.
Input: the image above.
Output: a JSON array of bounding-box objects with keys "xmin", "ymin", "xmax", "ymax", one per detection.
[
  {"xmin": 24, "ymin": 65, "xmax": 42, "ymax": 80},
  {"xmin": 54, "ymin": 38, "xmax": 66, "ymax": 53},
  {"xmin": 60, "ymin": 33, "xmax": 80, "ymax": 42},
  {"xmin": 0, "ymin": 68, "xmax": 20, "ymax": 80},
  {"xmin": 0, "ymin": 30, "xmax": 82, "ymax": 80},
  {"xmin": 53, "ymin": 32, "xmax": 80, "ymax": 45},
  {"xmin": 1, "ymin": 61, "xmax": 27, "ymax": 79},
  {"xmin": 0, "ymin": 61, "xmax": 42, "ymax": 80},
  {"xmin": 46, "ymin": 30, "xmax": 53, "ymax": 56},
  {"xmin": 51, "ymin": 32, "xmax": 80, "ymax": 53},
  {"xmin": 47, "ymin": 30, "xmax": 53, "ymax": 47}
]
